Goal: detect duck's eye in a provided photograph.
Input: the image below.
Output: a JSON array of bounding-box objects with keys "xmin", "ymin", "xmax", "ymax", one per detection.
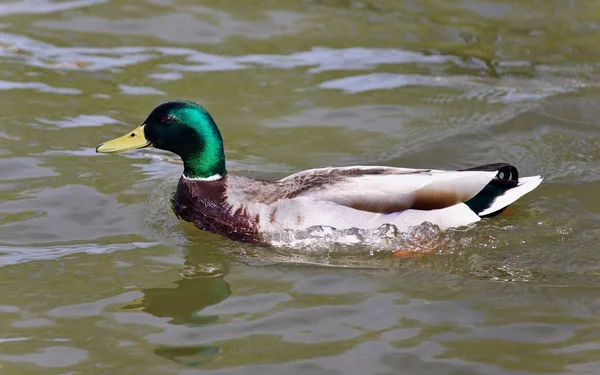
[{"xmin": 161, "ymin": 115, "xmax": 176, "ymax": 124}]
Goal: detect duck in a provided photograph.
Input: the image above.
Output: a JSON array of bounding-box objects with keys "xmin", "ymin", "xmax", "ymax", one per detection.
[{"xmin": 96, "ymin": 100, "xmax": 543, "ymax": 244}]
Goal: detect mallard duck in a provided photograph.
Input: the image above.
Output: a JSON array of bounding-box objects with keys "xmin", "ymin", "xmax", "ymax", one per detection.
[{"xmin": 96, "ymin": 101, "xmax": 543, "ymax": 243}]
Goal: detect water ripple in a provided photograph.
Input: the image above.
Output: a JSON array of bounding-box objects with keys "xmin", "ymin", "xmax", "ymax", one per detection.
[
  {"xmin": 0, "ymin": 80, "xmax": 80, "ymax": 94},
  {"xmin": 0, "ymin": 0, "xmax": 105, "ymax": 15}
]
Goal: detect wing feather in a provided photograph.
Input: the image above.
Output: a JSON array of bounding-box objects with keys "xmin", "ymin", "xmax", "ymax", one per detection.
[{"xmin": 285, "ymin": 168, "xmax": 498, "ymax": 213}]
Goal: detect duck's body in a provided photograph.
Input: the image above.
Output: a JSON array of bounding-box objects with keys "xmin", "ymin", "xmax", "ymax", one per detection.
[
  {"xmin": 173, "ymin": 164, "xmax": 541, "ymax": 243},
  {"xmin": 96, "ymin": 101, "xmax": 543, "ymax": 244}
]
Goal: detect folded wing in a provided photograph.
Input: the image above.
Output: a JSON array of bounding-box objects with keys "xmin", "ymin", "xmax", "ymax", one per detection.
[{"xmin": 281, "ymin": 166, "xmax": 499, "ymax": 214}]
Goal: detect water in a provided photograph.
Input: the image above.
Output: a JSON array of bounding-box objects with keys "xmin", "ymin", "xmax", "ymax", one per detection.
[{"xmin": 1, "ymin": 0, "xmax": 600, "ymax": 373}]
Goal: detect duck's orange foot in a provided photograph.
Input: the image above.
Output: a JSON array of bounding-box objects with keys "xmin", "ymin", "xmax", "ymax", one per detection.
[
  {"xmin": 392, "ymin": 235, "xmax": 449, "ymax": 258},
  {"xmin": 501, "ymin": 207, "xmax": 515, "ymax": 216},
  {"xmin": 392, "ymin": 249, "xmax": 427, "ymax": 258}
]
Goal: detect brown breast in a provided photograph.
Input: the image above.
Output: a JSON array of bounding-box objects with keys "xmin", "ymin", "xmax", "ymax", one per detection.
[{"xmin": 172, "ymin": 176, "xmax": 262, "ymax": 243}]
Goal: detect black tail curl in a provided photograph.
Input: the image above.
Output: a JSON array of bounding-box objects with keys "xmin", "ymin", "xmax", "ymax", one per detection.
[{"xmin": 460, "ymin": 163, "xmax": 520, "ymax": 217}]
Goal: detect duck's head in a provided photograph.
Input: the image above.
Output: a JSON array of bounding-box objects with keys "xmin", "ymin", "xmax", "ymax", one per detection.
[{"xmin": 96, "ymin": 101, "xmax": 226, "ymax": 180}]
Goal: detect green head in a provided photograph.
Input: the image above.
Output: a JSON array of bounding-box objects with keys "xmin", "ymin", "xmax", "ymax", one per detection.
[{"xmin": 96, "ymin": 101, "xmax": 227, "ymax": 180}]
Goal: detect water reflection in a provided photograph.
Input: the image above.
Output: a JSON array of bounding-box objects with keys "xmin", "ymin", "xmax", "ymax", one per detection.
[
  {"xmin": 154, "ymin": 344, "xmax": 220, "ymax": 367},
  {"xmin": 121, "ymin": 272, "xmax": 230, "ymax": 326},
  {"xmin": 121, "ymin": 249, "xmax": 231, "ymax": 365}
]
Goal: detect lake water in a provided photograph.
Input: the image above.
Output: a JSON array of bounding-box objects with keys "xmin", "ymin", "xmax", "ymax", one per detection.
[{"xmin": 1, "ymin": 0, "xmax": 600, "ymax": 374}]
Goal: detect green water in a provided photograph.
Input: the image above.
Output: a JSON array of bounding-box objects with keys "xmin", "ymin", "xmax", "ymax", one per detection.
[{"xmin": 1, "ymin": 0, "xmax": 600, "ymax": 373}]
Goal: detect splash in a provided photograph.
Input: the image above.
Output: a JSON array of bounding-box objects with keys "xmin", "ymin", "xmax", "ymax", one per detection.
[
  {"xmin": 213, "ymin": 221, "xmax": 467, "ymax": 269},
  {"xmin": 264, "ymin": 221, "xmax": 453, "ymax": 254}
]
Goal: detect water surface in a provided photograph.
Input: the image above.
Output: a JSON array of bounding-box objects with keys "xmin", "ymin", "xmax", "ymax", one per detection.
[{"xmin": 1, "ymin": 0, "xmax": 600, "ymax": 374}]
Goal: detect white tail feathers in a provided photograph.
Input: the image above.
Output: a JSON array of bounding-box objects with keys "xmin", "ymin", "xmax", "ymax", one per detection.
[{"xmin": 478, "ymin": 175, "xmax": 544, "ymax": 217}]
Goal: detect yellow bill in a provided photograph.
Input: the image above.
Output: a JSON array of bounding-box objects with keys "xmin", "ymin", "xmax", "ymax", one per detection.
[{"xmin": 96, "ymin": 125, "xmax": 151, "ymax": 153}]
